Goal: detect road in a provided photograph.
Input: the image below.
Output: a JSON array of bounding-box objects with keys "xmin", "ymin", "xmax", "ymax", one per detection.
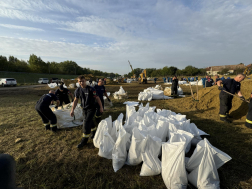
[{"xmin": 0, "ymin": 85, "xmax": 45, "ymax": 90}]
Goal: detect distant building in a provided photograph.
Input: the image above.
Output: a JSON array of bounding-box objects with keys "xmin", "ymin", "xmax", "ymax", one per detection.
[{"xmin": 206, "ymin": 63, "xmax": 247, "ymax": 75}]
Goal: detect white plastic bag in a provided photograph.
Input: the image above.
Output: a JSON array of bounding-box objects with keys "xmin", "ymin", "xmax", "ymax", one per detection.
[
  {"xmin": 168, "ymin": 130, "xmax": 194, "ymax": 153},
  {"xmin": 162, "ymin": 142, "xmax": 188, "ymax": 188},
  {"xmin": 187, "ymin": 139, "xmax": 230, "ymax": 188},
  {"xmin": 98, "ymin": 131, "xmax": 115, "ymax": 159},
  {"xmin": 140, "ymin": 135, "xmax": 162, "ymax": 176},
  {"xmin": 93, "ymin": 120, "xmax": 108, "ymax": 148},
  {"xmin": 112, "ymin": 124, "xmax": 131, "ymax": 172},
  {"xmin": 126, "ymin": 128, "xmax": 147, "ymax": 165},
  {"xmin": 156, "ymin": 120, "xmax": 169, "ymax": 142}
]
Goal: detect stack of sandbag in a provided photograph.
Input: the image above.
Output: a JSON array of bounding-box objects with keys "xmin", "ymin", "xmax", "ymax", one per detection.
[
  {"xmin": 50, "ymin": 103, "xmax": 83, "ymax": 128},
  {"xmin": 154, "ymin": 85, "xmax": 163, "ymax": 90},
  {"xmin": 178, "ymin": 81, "xmax": 187, "ymax": 85},
  {"xmin": 92, "ymin": 101, "xmax": 231, "ymax": 188},
  {"xmin": 48, "ymin": 83, "xmax": 67, "ymax": 88},
  {"xmin": 113, "ymin": 86, "xmax": 128, "ymax": 99},
  {"xmin": 68, "ymin": 83, "xmax": 75, "ymax": 88},
  {"xmin": 163, "ymin": 87, "xmax": 183, "ymax": 96},
  {"xmin": 127, "ymin": 79, "xmax": 133, "ymax": 83},
  {"xmin": 138, "ymin": 87, "xmax": 172, "ymax": 101}
]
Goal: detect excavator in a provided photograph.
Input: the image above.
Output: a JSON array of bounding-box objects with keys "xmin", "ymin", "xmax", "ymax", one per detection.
[
  {"xmin": 128, "ymin": 60, "xmax": 136, "ymax": 79},
  {"xmin": 139, "ymin": 69, "xmax": 147, "ymax": 84},
  {"xmin": 243, "ymin": 64, "xmax": 251, "ymax": 76}
]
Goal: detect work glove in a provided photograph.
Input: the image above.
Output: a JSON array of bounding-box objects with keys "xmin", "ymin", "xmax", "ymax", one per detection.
[
  {"xmin": 107, "ymin": 97, "xmax": 111, "ymax": 102},
  {"xmin": 55, "ymin": 106, "xmax": 58, "ymax": 109},
  {"xmin": 240, "ymin": 96, "xmax": 245, "ymax": 101},
  {"xmin": 218, "ymin": 86, "xmax": 222, "ymax": 90}
]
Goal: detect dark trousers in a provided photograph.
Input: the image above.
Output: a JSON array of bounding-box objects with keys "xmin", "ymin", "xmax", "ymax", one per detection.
[
  {"xmin": 35, "ymin": 104, "xmax": 57, "ymax": 125},
  {"xmin": 245, "ymin": 103, "xmax": 252, "ymax": 128},
  {"xmin": 219, "ymin": 92, "xmax": 233, "ymax": 118},
  {"xmin": 95, "ymin": 102, "xmax": 104, "ymax": 125},
  {"xmin": 83, "ymin": 108, "xmax": 96, "ymax": 137},
  {"xmin": 0, "ymin": 154, "xmax": 16, "ymax": 189},
  {"xmin": 171, "ymin": 86, "xmax": 178, "ymax": 96},
  {"xmin": 59, "ymin": 97, "xmax": 70, "ymax": 106}
]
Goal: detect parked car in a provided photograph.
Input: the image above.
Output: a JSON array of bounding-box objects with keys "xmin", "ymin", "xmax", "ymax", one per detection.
[
  {"xmin": 38, "ymin": 78, "xmax": 49, "ymax": 84},
  {"xmin": 51, "ymin": 78, "xmax": 59, "ymax": 83},
  {"xmin": 0, "ymin": 78, "xmax": 17, "ymax": 87}
]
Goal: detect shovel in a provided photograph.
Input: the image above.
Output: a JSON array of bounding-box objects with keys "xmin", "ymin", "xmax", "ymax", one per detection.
[
  {"xmin": 189, "ymin": 82, "xmax": 199, "ymax": 101},
  {"xmin": 222, "ymin": 90, "xmax": 250, "ymax": 103}
]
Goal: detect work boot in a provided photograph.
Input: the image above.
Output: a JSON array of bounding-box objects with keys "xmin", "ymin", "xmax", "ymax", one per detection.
[
  {"xmin": 50, "ymin": 125, "xmax": 58, "ymax": 132},
  {"xmin": 45, "ymin": 124, "xmax": 50, "ymax": 131},
  {"xmin": 90, "ymin": 130, "xmax": 96, "ymax": 139},
  {"xmin": 226, "ymin": 114, "xmax": 233, "ymax": 118},
  {"xmin": 245, "ymin": 122, "xmax": 252, "ymax": 129},
  {"xmin": 220, "ymin": 117, "xmax": 232, "ymax": 123},
  {"xmin": 77, "ymin": 138, "xmax": 89, "ymax": 149}
]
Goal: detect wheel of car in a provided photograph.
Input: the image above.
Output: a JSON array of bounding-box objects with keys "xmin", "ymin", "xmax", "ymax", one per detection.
[{"xmin": 2, "ymin": 83, "xmax": 4, "ymax": 87}]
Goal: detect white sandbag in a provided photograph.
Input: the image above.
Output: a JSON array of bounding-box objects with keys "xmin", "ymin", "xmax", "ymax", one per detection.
[
  {"xmin": 138, "ymin": 91, "xmax": 152, "ymax": 101},
  {"xmin": 93, "ymin": 120, "xmax": 108, "ymax": 148},
  {"xmin": 147, "ymin": 124, "xmax": 158, "ymax": 138},
  {"xmin": 138, "ymin": 103, "xmax": 150, "ymax": 117},
  {"xmin": 178, "ymin": 87, "xmax": 183, "ymax": 95},
  {"xmin": 124, "ymin": 122, "xmax": 138, "ymax": 136},
  {"xmin": 112, "ymin": 113, "xmax": 124, "ymax": 141},
  {"xmin": 48, "ymin": 83, "xmax": 58, "ymax": 88},
  {"xmin": 112, "ymin": 124, "xmax": 131, "ymax": 172},
  {"xmin": 126, "ymin": 128, "xmax": 147, "ymax": 165},
  {"xmin": 162, "ymin": 142, "xmax": 188, "ymax": 188},
  {"xmin": 178, "ymin": 81, "xmax": 187, "ymax": 84},
  {"xmin": 168, "ymin": 130, "xmax": 194, "ymax": 153},
  {"xmin": 52, "ymin": 103, "xmax": 83, "ymax": 128},
  {"xmin": 105, "ymin": 116, "xmax": 113, "ymax": 134},
  {"xmin": 187, "ymin": 139, "xmax": 230, "ymax": 188},
  {"xmin": 142, "ymin": 114, "xmax": 156, "ymax": 127},
  {"xmin": 186, "ymin": 138, "xmax": 232, "ymax": 172},
  {"xmin": 155, "ymin": 120, "xmax": 169, "ymax": 142},
  {"xmin": 140, "ymin": 135, "xmax": 162, "ymax": 176},
  {"xmin": 98, "ymin": 131, "xmax": 115, "ymax": 159},
  {"xmin": 118, "ymin": 86, "xmax": 126, "ymax": 94}
]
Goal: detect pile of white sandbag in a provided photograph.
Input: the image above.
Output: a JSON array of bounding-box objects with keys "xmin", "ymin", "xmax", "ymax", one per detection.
[
  {"xmin": 114, "ymin": 86, "xmax": 128, "ymax": 99},
  {"xmin": 138, "ymin": 87, "xmax": 172, "ymax": 101},
  {"xmin": 127, "ymin": 79, "xmax": 134, "ymax": 83},
  {"xmin": 94, "ymin": 101, "xmax": 231, "ymax": 188},
  {"xmin": 163, "ymin": 87, "xmax": 184, "ymax": 96},
  {"xmin": 164, "ymin": 80, "xmax": 187, "ymax": 85},
  {"xmin": 50, "ymin": 103, "xmax": 84, "ymax": 128},
  {"xmin": 184, "ymin": 80, "xmax": 203, "ymax": 86},
  {"xmin": 76, "ymin": 81, "xmax": 97, "ymax": 88},
  {"xmin": 154, "ymin": 85, "xmax": 163, "ymax": 90},
  {"xmin": 48, "ymin": 83, "xmax": 67, "ymax": 88}
]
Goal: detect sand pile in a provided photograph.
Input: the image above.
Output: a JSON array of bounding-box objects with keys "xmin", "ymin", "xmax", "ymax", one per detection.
[{"xmin": 193, "ymin": 80, "xmax": 252, "ymax": 120}]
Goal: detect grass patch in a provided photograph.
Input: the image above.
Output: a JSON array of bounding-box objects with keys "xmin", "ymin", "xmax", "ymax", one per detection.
[{"xmin": 0, "ymin": 83, "xmax": 251, "ymax": 188}]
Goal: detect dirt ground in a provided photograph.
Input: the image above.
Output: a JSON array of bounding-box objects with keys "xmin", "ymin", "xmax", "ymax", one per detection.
[{"xmin": 0, "ymin": 81, "xmax": 252, "ymax": 189}]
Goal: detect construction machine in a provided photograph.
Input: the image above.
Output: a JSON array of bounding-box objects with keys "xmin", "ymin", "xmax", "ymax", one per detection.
[
  {"xmin": 128, "ymin": 60, "xmax": 136, "ymax": 79},
  {"xmin": 139, "ymin": 69, "xmax": 147, "ymax": 84},
  {"xmin": 243, "ymin": 65, "xmax": 251, "ymax": 76}
]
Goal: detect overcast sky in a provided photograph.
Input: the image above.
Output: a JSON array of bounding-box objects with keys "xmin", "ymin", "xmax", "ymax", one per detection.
[{"xmin": 0, "ymin": 0, "xmax": 252, "ymax": 74}]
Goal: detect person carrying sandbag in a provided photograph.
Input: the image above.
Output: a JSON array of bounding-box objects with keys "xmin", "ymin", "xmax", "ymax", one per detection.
[
  {"xmin": 55, "ymin": 84, "xmax": 74, "ymax": 107},
  {"xmin": 70, "ymin": 75, "xmax": 103, "ymax": 149}
]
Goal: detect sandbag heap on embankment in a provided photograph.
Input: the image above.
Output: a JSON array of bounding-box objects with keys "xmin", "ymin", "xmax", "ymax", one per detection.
[{"xmin": 192, "ymin": 80, "xmax": 252, "ymax": 120}]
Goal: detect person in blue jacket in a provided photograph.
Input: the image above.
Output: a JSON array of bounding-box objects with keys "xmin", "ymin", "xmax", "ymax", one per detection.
[
  {"xmin": 195, "ymin": 76, "xmax": 198, "ymax": 81},
  {"xmin": 154, "ymin": 78, "xmax": 157, "ymax": 83},
  {"xmin": 188, "ymin": 77, "xmax": 191, "ymax": 82},
  {"xmin": 163, "ymin": 77, "xmax": 166, "ymax": 83}
]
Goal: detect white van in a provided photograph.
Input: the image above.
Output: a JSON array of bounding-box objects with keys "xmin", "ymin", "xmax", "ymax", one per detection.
[
  {"xmin": 0, "ymin": 78, "xmax": 17, "ymax": 87},
  {"xmin": 38, "ymin": 78, "xmax": 49, "ymax": 84}
]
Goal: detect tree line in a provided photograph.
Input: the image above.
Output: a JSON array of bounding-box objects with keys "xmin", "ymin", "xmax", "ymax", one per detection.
[
  {"xmin": 126, "ymin": 66, "xmax": 206, "ymax": 78},
  {"xmin": 0, "ymin": 54, "xmax": 120, "ymax": 78}
]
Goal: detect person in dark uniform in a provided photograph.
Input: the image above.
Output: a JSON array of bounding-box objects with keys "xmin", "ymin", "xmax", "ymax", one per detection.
[
  {"xmin": 171, "ymin": 75, "xmax": 179, "ymax": 96},
  {"xmin": 206, "ymin": 75, "xmax": 214, "ymax": 87},
  {"xmin": 70, "ymin": 75, "xmax": 103, "ymax": 148},
  {"xmin": 217, "ymin": 74, "xmax": 245, "ymax": 123},
  {"xmin": 55, "ymin": 85, "xmax": 74, "ymax": 107},
  {"xmin": 35, "ymin": 90, "xmax": 60, "ymax": 132},
  {"xmin": 214, "ymin": 75, "xmax": 220, "ymax": 85},
  {"xmin": 94, "ymin": 78, "xmax": 111, "ymax": 125},
  {"xmin": 245, "ymin": 93, "xmax": 252, "ymax": 129}
]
